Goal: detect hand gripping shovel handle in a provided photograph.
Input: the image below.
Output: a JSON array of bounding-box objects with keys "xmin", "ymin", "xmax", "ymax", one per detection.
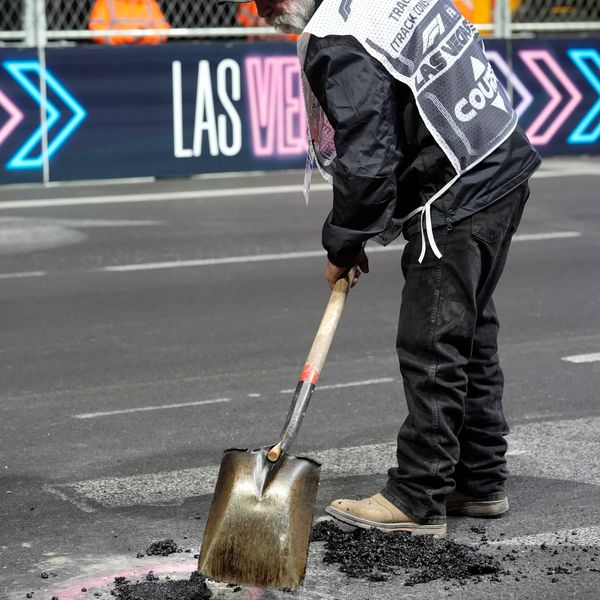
[{"xmin": 267, "ymin": 273, "xmax": 353, "ymax": 462}]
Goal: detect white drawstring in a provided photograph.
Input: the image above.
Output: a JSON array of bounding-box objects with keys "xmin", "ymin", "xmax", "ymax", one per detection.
[{"xmin": 418, "ymin": 201, "xmax": 443, "ymax": 263}]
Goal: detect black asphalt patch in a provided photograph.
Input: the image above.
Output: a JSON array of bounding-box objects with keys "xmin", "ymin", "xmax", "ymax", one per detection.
[
  {"xmin": 112, "ymin": 572, "xmax": 211, "ymax": 600},
  {"xmin": 311, "ymin": 520, "xmax": 502, "ymax": 585},
  {"xmin": 145, "ymin": 540, "xmax": 180, "ymax": 557}
]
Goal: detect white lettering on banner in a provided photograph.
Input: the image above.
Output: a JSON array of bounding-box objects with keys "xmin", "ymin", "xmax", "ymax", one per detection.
[
  {"xmin": 216, "ymin": 59, "xmax": 242, "ymax": 157},
  {"xmin": 172, "ymin": 61, "xmax": 193, "ymax": 158},
  {"xmin": 171, "ymin": 59, "xmax": 242, "ymax": 159},
  {"xmin": 193, "ymin": 61, "xmax": 219, "ymax": 157},
  {"xmin": 245, "ymin": 57, "xmax": 307, "ymax": 157}
]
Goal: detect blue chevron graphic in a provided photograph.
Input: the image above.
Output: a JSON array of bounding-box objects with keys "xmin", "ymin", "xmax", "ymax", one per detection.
[
  {"xmin": 3, "ymin": 61, "xmax": 86, "ymax": 169},
  {"xmin": 568, "ymin": 49, "xmax": 600, "ymax": 144}
]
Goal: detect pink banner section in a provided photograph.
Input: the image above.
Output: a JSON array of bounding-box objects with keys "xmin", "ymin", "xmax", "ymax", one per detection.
[{"xmin": 245, "ymin": 56, "xmax": 307, "ymax": 157}]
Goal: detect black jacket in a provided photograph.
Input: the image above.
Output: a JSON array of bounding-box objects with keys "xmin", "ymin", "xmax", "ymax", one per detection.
[{"xmin": 303, "ymin": 34, "xmax": 541, "ymax": 268}]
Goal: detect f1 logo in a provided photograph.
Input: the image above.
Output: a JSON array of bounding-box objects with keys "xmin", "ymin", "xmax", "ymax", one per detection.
[
  {"xmin": 422, "ymin": 14, "xmax": 445, "ymax": 54},
  {"xmin": 339, "ymin": 0, "xmax": 353, "ymax": 21}
]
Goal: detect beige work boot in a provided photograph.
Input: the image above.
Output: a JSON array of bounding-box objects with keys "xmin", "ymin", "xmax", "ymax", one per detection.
[
  {"xmin": 325, "ymin": 493, "xmax": 447, "ymax": 537},
  {"xmin": 446, "ymin": 491, "xmax": 509, "ymax": 518}
]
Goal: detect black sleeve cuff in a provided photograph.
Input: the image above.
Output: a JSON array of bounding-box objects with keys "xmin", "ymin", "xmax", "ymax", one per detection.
[{"xmin": 326, "ymin": 250, "xmax": 360, "ymax": 269}]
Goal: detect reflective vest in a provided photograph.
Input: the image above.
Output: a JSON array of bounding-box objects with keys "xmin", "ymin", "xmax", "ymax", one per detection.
[
  {"xmin": 299, "ymin": 0, "xmax": 518, "ymax": 261},
  {"xmin": 89, "ymin": 0, "xmax": 170, "ymax": 45}
]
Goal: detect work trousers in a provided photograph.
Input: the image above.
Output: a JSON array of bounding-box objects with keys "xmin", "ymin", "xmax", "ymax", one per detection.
[{"xmin": 382, "ymin": 182, "xmax": 530, "ymax": 524}]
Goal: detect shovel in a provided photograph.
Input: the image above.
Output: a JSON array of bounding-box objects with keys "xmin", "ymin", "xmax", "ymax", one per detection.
[{"xmin": 198, "ymin": 274, "xmax": 353, "ymax": 589}]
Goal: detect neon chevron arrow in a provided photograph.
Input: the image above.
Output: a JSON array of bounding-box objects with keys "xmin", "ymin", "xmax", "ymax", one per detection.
[
  {"xmin": 485, "ymin": 51, "xmax": 533, "ymax": 118},
  {"xmin": 519, "ymin": 50, "xmax": 582, "ymax": 146},
  {"xmin": 0, "ymin": 89, "xmax": 23, "ymax": 148},
  {"xmin": 3, "ymin": 61, "xmax": 86, "ymax": 170},
  {"xmin": 568, "ymin": 49, "xmax": 600, "ymax": 144}
]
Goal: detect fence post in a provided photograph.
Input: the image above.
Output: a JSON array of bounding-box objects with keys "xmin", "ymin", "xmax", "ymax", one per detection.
[
  {"xmin": 23, "ymin": 0, "xmax": 35, "ymax": 46},
  {"xmin": 494, "ymin": 0, "xmax": 512, "ymax": 39},
  {"xmin": 23, "ymin": 0, "xmax": 47, "ymax": 47},
  {"xmin": 24, "ymin": 0, "xmax": 51, "ymax": 183}
]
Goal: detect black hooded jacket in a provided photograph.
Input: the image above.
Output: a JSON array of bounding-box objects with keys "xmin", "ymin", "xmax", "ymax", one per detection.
[{"xmin": 303, "ymin": 34, "xmax": 541, "ymax": 267}]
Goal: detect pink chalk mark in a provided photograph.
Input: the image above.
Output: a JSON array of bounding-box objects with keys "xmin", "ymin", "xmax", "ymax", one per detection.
[
  {"xmin": 50, "ymin": 564, "xmax": 193, "ymax": 600},
  {"xmin": 50, "ymin": 562, "xmax": 266, "ymax": 600},
  {"xmin": 245, "ymin": 56, "xmax": 307, "ymax": 157},
  {"xmin": 520, "ymin": 49, "xmax": 582, "ymax": 145},
  {"xmin": 0, "ymin": 88, "xmax": 23, "ymax": 147}
]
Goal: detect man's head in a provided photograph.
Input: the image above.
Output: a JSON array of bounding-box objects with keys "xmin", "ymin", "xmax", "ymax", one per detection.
[{"xmin": 222, "ymin": 0, "xmax": 317, "ymax": 34}]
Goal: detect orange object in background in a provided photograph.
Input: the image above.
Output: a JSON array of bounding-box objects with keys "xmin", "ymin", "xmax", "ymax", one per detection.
[
  {"xmin": 453, "ymin": 0, "xmax": 522, "ymax": 34},
  {"xmin": 236, "ymin": 1, "xmax": 262, "ymax": 28},
  {"xmin": 89, "ymin": 0, "xmax": 170, "ymax": 45},
  {"xmin": 453, "ymin": 0, "xmax": 476, "ymax": 21},
  {"xmin": 236, "ymin": 1, "xmax": 298, "ymax": 41}
]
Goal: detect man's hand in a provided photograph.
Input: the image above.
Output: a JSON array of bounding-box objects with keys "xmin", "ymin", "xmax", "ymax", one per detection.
[{"xmin": 325, "ymin": 249, "xmax": 370, "ymax": 290}]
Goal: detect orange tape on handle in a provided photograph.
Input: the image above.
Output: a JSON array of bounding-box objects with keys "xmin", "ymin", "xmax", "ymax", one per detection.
[{"xmin": 300, "ymin": 363, "xmax": 319, "ymax": 385}]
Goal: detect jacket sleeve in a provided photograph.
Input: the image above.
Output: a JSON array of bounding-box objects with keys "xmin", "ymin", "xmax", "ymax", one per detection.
[{"xmin": 304, "ymin": 35, "xmax": 403, "ymax": 268}]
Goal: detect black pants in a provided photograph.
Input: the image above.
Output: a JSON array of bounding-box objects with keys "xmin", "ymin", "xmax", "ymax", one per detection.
[{"xmin": 382, "ymin": 182, "xmax": 530, "ymax": 525}]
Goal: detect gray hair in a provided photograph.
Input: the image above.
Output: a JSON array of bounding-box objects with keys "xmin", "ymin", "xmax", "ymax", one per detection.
[{"xmin": 269, "ymin": 0, "xmax": 317, "ymax": 34}]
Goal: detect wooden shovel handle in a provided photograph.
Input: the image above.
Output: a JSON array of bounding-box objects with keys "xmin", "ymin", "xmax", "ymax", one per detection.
[
  {"xmin": 301, "ymin": 274, "xmax": 351, "ymax": 386},
  {"xmin": 267, "ymin": 271, "xmax": 353, "ymax": 462}
]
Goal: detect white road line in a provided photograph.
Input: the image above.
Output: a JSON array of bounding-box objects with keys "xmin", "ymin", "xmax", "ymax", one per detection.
[
  {"xmin": 42, "ymin": 484, "xmax": 96, "ymax": 514},
  {"xmin": 1, "ymin": 162, "xmax": 598, "ymax": 210},
  {"xmin": 513, "ymin": 231, "xmax": 580, "ymax": 241},
  {"xmin": 49, "ymin": 416, "xmax": 600, "ymax": 510},
  {"xmin": 0, "ymin": 230, "xmax": 583, "ymax": 280},
  {"xmin": 280, "ymin": 377, "xmax": 395, "ymax": 394},
  {"xmin": 100, "ymin": 249, "xmax": 329, "ymax": 272},
  {"xmin": 0, "ymin": 271, "xmax": 45, "ymax": 280},
  {"xmin": 533, "ymin": 168, "xmax": 600, "ymax": 179},
  {"xmin": 97, "ymin": 231, "xmax": 580, "ymax": 273},
  {"xmin": 0, "ymin": 217, "xmax": 163, "ymax": 227},
  {"xmin": 495, "ymin": 526, "xmax": 600, "ymax": 547},
  {"xmin": 562, "ymin": 352, "xmax": 600, "ymax": 363},
  {"xmin": 0, "ymin": 184, "xmax": 332, "ymax": 210},
  {"xmin": 73, "ymin": 398, "xmax": 231, "ymax": 419},
  {"xmin": 99, "ymin": 244, "xmax": 402, "ymax": 272}
]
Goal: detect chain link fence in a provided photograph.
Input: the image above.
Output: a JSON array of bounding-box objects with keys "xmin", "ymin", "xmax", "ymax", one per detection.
[
  {"xmin": 513, "ymin": 0, "xmax": 600, "ymax": 31},
  {"xmin": 0, "ymin": 0, "xmax": 24, "ymax": 41},
  {"xmin": 1, "ymin": 0, "xmax": 600, "ymax": 43},
  {"xmin": 514, "ymin": 0, "xmax": 600, "ymax": 23},
  {"xmin": 45, "ymin": 0, "xmax": 238, "ymax": 32}
]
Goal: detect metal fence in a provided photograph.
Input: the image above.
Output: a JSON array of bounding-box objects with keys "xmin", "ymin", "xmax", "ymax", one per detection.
[
  {"xmin": 45, "ymin": 0, "xmax": 239, "ymax": 34},
  {"xmin": 512, "ymin": 0, "xmax": 600, "ymax": 32},
  {"xmin": 1, "ymin": 0, "xmax": 600, "ymax": 44}
]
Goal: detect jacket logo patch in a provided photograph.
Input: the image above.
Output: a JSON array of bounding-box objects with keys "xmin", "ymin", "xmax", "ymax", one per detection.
[
  {"xmin": 414, "ymin": 18, "xmax": 474, "ymax": 91},
  {"xmin": 339, "ymin": 0, "xmax": 353, "ymax": 21},
  {"xmin": 422, "ymin": 14, "xmax": 445, "ymax": 53},
  {"xmin": 454, "ymin": 56, "xmax": 507, "ymax": 122}
]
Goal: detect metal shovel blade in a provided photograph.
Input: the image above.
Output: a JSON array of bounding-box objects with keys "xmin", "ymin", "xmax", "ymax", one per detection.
[{"xmin": 198, "ymin": 447, "xmax": 321, "ymax": 589}]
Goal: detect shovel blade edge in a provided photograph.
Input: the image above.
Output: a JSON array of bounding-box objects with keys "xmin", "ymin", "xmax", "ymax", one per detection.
[{"xmin": 198, "ymin": 448, "xmax": 321, "ymax": 589}]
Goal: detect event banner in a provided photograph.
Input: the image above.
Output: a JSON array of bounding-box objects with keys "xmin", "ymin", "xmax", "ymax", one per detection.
[{"xmin": 0, "ymin": 37, "xmax": 599, "ymax": 184}]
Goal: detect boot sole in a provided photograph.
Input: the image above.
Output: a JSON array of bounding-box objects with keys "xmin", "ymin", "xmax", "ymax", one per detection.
[
  {"xmin": 325, "ymin": 506, "xmax": 447, "ymax": 537},
  {"xmin": 446, "ymin": 497, "xmax": 510, "ymax": 518}
]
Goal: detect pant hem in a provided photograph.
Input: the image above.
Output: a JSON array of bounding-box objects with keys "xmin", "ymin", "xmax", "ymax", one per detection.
[
  {"xmin": 453, "ymin": 487, "xmax": 507, "ymax": 501},
  {"xmin": 381, "ymin": 486, "xmax": 446, "ymax": 526}
]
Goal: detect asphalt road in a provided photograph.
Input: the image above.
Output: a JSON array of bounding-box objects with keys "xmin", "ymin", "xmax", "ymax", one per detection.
[{"xmin": 1, "ymin": 157, "xmax": 600, "ymax": 600}]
